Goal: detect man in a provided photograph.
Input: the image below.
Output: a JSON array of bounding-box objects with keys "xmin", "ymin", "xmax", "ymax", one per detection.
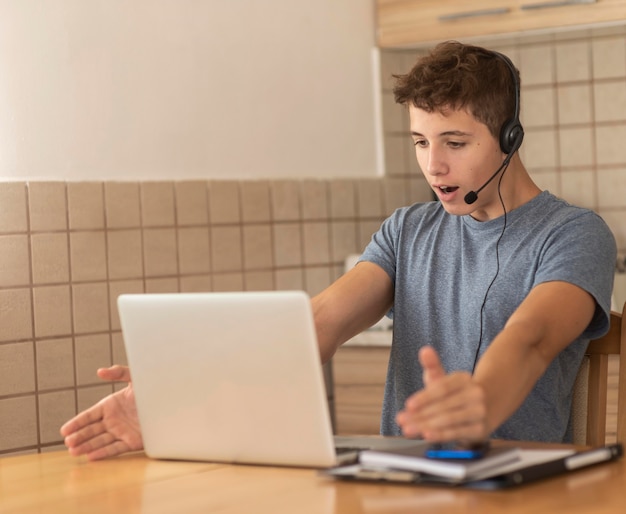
[{"xmin": 61, "ymin": 41, "xmax": 616, "ymax": 460}]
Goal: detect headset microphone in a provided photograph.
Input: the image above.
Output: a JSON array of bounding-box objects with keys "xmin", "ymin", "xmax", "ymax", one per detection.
[{"xmin": 463, "ymin": 142, "xmax": 518, "ymax": 205}]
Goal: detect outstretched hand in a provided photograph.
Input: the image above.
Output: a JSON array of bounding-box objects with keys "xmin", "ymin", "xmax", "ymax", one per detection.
[
  {"xmin": 60, "ymin": 365, "xmax": 143, "ymax": 460},
  {"xmin": 395, "ymin": 346, "xmax": 489, "ymax": 442}
]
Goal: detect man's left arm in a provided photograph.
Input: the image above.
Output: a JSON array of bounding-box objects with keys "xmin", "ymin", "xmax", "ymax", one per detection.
[{"xmin": 396, "ymin": 280, "xmax": 596, "ymax": 442}]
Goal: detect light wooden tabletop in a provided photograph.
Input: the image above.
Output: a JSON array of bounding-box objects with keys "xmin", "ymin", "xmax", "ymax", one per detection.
[{"xmin": 1, "ymin": 448, "xmax": 625, "ymax": 514}]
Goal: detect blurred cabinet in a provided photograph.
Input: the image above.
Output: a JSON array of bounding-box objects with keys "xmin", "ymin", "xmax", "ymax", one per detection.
[
  {"xmin": 377, "ymin": 0, "xmax": 626, "ymax": 47},
  {"xmin": 332, "ymin": 345, "xmax": 391, "ymax": 435}
]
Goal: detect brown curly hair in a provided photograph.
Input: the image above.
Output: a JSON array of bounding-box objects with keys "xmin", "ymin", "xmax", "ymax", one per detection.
[{"xmin": 393, "ymin": 41, "xmax": 519, "ymax": 141}]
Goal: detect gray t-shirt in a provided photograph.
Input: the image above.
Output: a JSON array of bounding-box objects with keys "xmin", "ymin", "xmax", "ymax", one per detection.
[{"xmin": 360, "ymin": 191, "xmax": 616, "ymax": 443}]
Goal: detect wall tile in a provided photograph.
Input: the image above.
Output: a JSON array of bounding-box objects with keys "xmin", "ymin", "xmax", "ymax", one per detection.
[
  {"xmin": 104, "ymin": 182, "xmax": 141, "ymax": 229},
  {"xmin": 0, "ymin": 288, "xmax": 33, "ymax": 342},
  {"xmin": 384, "ymin": 135, "xmax": 409, "ymax": 177},
  {"xmin": 211, "ymin": 226, "xmax": 242, "ymax": 272},
  {"xmin": 242, "ymin": 225, "xmax": 273, "ymax": 270},
  {"xmin": 38, "ymin": 390, "xmax": 75, "ymax": 444},
  {"xmin": 522, "ymin": 87, "xmax": 556, "ymax": 127},
  {"xmin": 596, "ymin": 124, "xmax": 626, "ymax": 165},
  {"xmin": 358, "ymin": 220, "xmax": 382, "ymax": 252},
  {"xmin": 382, "ymin": 91, "xmax": 406, "ymax": 133},
  {"xmin": 0, "ymin": 182, "xmax": 28, "ymax": 233},
  {"xmin": 408, "ymin": 177, "xmax": 434, "ymax": 204},
  {"xmin": 304, "ymin": 267, "xmax": 332, "ymax": 297},
  {"xmin": 212, "ymin": 272, "xmax": 244, "ymax": 292},
  {"xmin": 379, "ymin": 49, "xmax": 406, "ymax": 91},
  {"xmin": 557, "ymin": 84, "xmax": 592, "ymax": 125},
  {"xmin": 209, "ymin": 181, "xmax": 240, "ymax": 224},
  {"xmin": 72, "ymin": 283, "xmax": 110, "ymax": 334},
  {"xmin": 300, "ymin": 180, "xmax": 329, "ymax": 220},
  {"xmin": 140, "ymin": 182, "xmax": 175, "ymax": 227},
  {"xmin": 0, "ymin": 235, "xmax": 30, "ymax": 287},
  {"xmin": 0, "ymin": 396, "xmax": 37, "ymax": 451},
  {"xmin": 36, "ymin": 338, "xmax": 74, "ymax": 390},
  {"xmin": 111, "ymin": 332, "xmax": 127, "ymax": 366},
  {"xmin": 555, "ymin": 41, "xmax": 591, "ymax": 82},
  {"xmin": 274, "ymin": 269, "xmax": 304, "ymax": 290},
  {"xmin": 597, "ymin": 168, "xmax": 626, "ymax": 209},
  {"xmin": 328, "ymin": 180, "xmax": 356, "ymax": 219},
  {"xmin": 67, "ymin": 182, "xmax": 105, "ymax": 230},
  {"xmin": 331, "ymin": 221, "xmax": 358, "ymax": 262},
  {"xmin": 143, "ymin": 228, "xmax": 178, "ymax": 277},
  {"xmin": 30, "ymin": 233, "xmax": 70, "ymax": 285},
  {"xmin": 28, "ymin": 182, "xmax": 67, "ymax": 232},
  {"xmin": 69, "ymin": 231, "xmax": 107, "ymax": 282},
  {"xmin": 107, "ymin": 230, "xmax": 143, "ymax": 280},
  {"xmin": 0, "ymin": 342, "xmax": 35, "ymax": 395},
  {"xmin": 145, "ymin": 278, "xmax": 179, "ymax": 293},
  {"xmin": 270, "ymin": 180, "xmax": 301, "ymax": 221},
  {"xmin": 382, "ymin": 177, "xmax": 408, "ymax": 214},
  {"xmin": 520, "ymin": 44, "xmax": 554, "ymax": 86},
  {"xmin": 559, "ymin": 127, "xmax": 594, "ymax": 168},
  {"xmin": 240, "ymin": 181, "xmax": 271, "ymax": 223},
  {"xmin": 522, "ymin": 129, "xmax": 558, "ymax": 169},
  {"xmin": 175, "ymin": 181, "xmax": 209, "ymax": 226},
  {"xmin": 108, "ymin": 280, "xmax": 144, "ymax": 331},
  {"xmin": 178, "ymin": 227, "xmax": 211, "ymax": 275},
  {"xmin": 302, "ymin": 222, "xmax": 330, "ymax": 266},
  {"xmin": 594, "ymin": 82, "xmax": 626, "ymax": 123},
  {"xmin": 244, "ymin": 271, "xmax": 274, "ymax": 291},
  {"xmin": 75, "ymin": 334, "xmax": 111, "ymax": 386},
  {"xmin": 356, "ymin": 179, "xmax": 383, "ymax": 218},
  {"xmin": 179, "ymin": 275, "xmax": 212, "ymax": 293},
  {"xmin": 272, "ymin": 223, "xmax": 302, "ymax": 267},
  {"xmin": 77, "ymin": 385, "xmax": 114, "ymax": 413},
  {"xmin": 592, "ymin": 36, "xmax": 626, "ymax": 79},
  {"xmin": 405, "ymin": 137, "xmax": 422, "ymax": 176},
  {"xmin": 561, "ymin": 170, "xmax": 596, "ymax": 209}
]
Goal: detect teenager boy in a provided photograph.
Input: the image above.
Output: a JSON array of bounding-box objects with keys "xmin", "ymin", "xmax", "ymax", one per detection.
[{"xmin": 61, "ymin": 41, "xmax": 616, "ymax": 460}]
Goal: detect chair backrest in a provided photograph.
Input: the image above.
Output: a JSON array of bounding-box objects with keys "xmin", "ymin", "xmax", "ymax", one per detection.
[{"xmin": 571, "ymin": 301, "xmax": 625, "ymax": 446}]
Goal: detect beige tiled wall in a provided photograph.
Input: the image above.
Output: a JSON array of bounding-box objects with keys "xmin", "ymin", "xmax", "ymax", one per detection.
[{"xmin": 0, "ymin": 177, "xmax": 424, "ymax": 456}]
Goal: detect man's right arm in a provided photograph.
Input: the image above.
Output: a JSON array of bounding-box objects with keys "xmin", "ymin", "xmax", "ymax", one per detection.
[{"xmin": 312, "ymin": 261, "xmax": 394, "ymax": 363}]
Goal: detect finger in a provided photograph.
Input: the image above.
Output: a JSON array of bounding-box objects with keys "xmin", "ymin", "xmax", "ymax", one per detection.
[
  {"xmin": 398, "ymin": 404, "xmax": 486, "ymax": 441},
  {"xmin": 419, "ymin": 346, "xmax": 446, "ymax": 386},
  {"xmin": 60, "ymin": 404, "xmax": 105, "ymax": 437},
  {"xmin": 66, "ymin": 430, "xmax": 115, "ymax": 456},
  {"xmin": 86, "ymin": 440, "xmax": 133, "ymax": 461},
  {"xmin": 405, "ymin": 372, "xmax": 472, "ymax": 411},
  {"xmin": 421, "ymin": 419, "xmax": 488, "ymax": 443},
  {"xmin": 63, "ymin": 420, "xmax": 108, "ymax": 448},
  {"xmin": 97, "ymin": 365, "xmax": 131, "ymax": 382}
]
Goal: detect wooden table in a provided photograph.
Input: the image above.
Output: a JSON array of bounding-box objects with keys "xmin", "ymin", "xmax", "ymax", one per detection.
[{"xmin": 1, "ymin": 447, "xmax": 625, "ymax": 513}]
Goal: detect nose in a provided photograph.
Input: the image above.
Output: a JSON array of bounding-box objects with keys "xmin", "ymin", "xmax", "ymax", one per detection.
[{"xmin": 422, "ymin": 145, "xmax": 447, "ymax": 177}]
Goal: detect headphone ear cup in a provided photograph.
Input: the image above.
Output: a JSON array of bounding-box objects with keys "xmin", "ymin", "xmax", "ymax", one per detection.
[{"xmin": 499, "ymin": 119, "xmax": 524, "ymax": 154}]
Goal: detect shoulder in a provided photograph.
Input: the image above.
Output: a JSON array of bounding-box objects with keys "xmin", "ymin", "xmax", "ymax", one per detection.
[{"xmin": 529, "ymin": 192, "xmax": 613, "ymax": 240}]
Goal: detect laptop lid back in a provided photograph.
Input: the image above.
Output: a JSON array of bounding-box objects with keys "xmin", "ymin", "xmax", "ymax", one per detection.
[{"xmin": 117, "ymin": 290, "xmax": 337, "ymax": 467}]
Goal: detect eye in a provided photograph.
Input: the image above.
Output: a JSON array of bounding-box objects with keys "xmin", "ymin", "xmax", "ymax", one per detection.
[
  {"xmin": 413, "ymin": 139, "xmax": 428, "ymax": 148},
  {"xmin": 448, "ymin": 141, "xmax": 466, "ymax": 149}
]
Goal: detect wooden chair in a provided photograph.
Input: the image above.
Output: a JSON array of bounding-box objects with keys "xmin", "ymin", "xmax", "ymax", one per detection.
[{"xmin": 572, "ymin": 301, "xmax": 625, "ymax": 446}]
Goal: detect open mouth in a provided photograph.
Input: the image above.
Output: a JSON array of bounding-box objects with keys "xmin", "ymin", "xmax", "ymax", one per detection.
[{"xmin": 438, "ymin": 186, "xmax": 459, "ymax": 194}]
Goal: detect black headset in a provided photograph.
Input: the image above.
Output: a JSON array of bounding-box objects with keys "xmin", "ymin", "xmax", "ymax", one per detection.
[{"xmin": 492, "ymin": 50, "xmax": 524, "ymax": 155}]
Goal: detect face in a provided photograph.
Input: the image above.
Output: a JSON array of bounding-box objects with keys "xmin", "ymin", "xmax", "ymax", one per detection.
[{"xmin": 409, "ymin": 105, "xmax": 505, "ymax": 221}]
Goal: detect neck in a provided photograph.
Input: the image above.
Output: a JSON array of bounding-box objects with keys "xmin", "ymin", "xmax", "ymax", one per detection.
[{"xmin": 470, "ymin": 154, "xmax": 541, "ymax": 222}]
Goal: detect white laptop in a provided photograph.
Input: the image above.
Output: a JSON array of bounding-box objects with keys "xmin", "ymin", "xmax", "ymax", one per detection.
[{"xmin": 117, "ymin": 290, "xmax": 421, "ymax": 468}]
